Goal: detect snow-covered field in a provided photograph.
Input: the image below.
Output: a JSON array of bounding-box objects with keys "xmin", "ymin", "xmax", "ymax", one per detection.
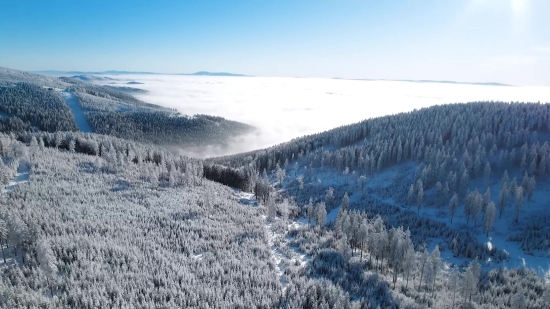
[{"xmin": 90, "ymin": 74, "xmax": 550, "ymax": 157}]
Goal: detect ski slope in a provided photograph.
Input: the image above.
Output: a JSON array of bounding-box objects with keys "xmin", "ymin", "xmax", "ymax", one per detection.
[{"xmin": 61, "ymin": 90, "xmax": 92, "ymax": 133}]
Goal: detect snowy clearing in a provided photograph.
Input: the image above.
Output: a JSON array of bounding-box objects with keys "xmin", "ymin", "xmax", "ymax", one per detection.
[{"xmin": 3, "ymin": 162, "xmax": 29, "ymax": 193}]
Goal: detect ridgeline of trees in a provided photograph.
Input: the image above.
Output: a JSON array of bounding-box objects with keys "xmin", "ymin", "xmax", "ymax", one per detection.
[
  {"xmin": 0, "ymin": 83, "xmax": 79, "ymax": 132},
  {"xmin": 60, "ymin": 77, "xmax": 162, "ymax": 110},
  {"xmin": 85, "ymin": 111, "xmax": 254, "ymax": 146}
]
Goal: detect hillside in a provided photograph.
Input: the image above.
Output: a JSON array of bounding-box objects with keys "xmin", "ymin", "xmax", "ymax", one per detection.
[
  {"xmin": 0, "ymin": 101, "xmax": 547, "ymax": 308},
  {"xmin": 0, "ymin": 67, "xmax": 255, "ymax": 147},
  {"xmin": 0, "ymin": 133, "xmax": 281, "ymax": 308},
  {"xmin": 208, "ymin": 102, "xmax": 550, "ymax": 263},
  {"xmin": 206, "ymin": 102, "xmax": 550, "ymax": 307}
]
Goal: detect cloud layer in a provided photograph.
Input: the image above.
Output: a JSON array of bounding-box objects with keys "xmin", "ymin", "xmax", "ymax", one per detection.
[{"xmin": 106, "ymin": 75, "xmax": 550, "ymax": 158}]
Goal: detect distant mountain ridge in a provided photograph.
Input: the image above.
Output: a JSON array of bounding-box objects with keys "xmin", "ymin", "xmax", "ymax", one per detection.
[
  {"xmin": 183, "ymin": 71, "xmax": 250, "ymax": 77},
  {"xmin": 35, "ymin": 70, "xmax": 251, "ymax": 77},
  {"xmin": 333, "ymin": 77, "xmax": 512, "ymax": 87}
]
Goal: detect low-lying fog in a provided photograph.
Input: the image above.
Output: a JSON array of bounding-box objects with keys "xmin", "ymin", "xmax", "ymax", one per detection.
[{"xmin": 103, "ymin": 74, "xmax": 550, "ymax": 158}]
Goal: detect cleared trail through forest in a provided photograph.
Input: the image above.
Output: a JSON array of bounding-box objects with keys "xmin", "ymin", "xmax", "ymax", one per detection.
[
  {"xmin": 233, "ymin": 189, "xmax": 310, "ymax": 293},
  {"xmin": 61, "ymin": 90, "xmax": 92, "ymax": 133},
  {"xmin": 1, "ymin": 161, "xmax": 30, "ymax": 268},
  {"xmin": 3, "ymin": 161, "xmax": 29, "ymax": 193}
]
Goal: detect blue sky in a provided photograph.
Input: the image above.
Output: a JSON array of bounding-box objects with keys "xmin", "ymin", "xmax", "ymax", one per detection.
[{"xmin": 1, "ymin": 0, "xmax": 549, "ymax": 85}]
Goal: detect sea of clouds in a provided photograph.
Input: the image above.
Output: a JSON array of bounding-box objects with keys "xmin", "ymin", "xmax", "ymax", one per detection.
[{"xmin": 104, "ymin": 74, "xmax": 550, "ymax": 158}]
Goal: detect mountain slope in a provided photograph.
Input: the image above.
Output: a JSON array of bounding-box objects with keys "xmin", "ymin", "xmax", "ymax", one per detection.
[
  {"xmin": 0, "ymin": 67, "xmax": 255, "ymax": 147},
  {"xmin": 208, "ymin": 102, "xmax": 550, "ymax": 270},
  {"xmin": 0, "ymin": 133, "xmax": 280, "ymax": 308}
]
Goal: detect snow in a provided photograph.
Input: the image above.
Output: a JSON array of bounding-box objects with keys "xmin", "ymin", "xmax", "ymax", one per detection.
[
  {"xmin": 1, "ymin": 161, "xmax": 30, "ymax": 268},
  {"xmin": 233, "ymin": 188, "xmax": 257, "ymax": 206},
  {"xmin": 60, "ymin": 90, "xmax": 92, "ymax": 133},
  {"xmin": 233, "ymin": 189, "xmax": 310, "ymax": 293},
  {"xmin": 3, "ymin": 162, "xmax": 30, "ymax": 193},
  {"xmin": 282, "ymin": 159, "xmax": 550, "ymax": 278},
  {"xmin": 326, "ymin": 205, "xmax": 341, "ymax": 223},
  {"xmin": 0, "ymin": 111, "xmax": 11, "ymax": 119},
  {"xmin": 83, "ymin": 74, "xmax": 550, "ymax": 157}
]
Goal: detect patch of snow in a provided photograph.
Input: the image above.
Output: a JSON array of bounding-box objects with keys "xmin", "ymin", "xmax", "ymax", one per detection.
[
  {"xmin": 326, "ymin": 205, "xmax": 341, "ymax": 223},
  {"xmin": 0, "ymin": 111, "xmax": 12, "ymax": 119}
]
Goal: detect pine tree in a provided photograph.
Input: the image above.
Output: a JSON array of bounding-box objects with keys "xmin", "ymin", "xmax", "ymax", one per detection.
[
  {"xmin": 449, "ymin": 193, "xmax": 459, "ymax": 223},
  {"xmin": 484, "ymin": 162, "xmax": 491, "ymax": 186},
  {"xmin": 315, "ymin": 202, "xmax": 327, "ymax": 231},
  {"xmin": 498, "ymin": 183, "xmax": 508, "ymax": 218},
  {"xmin": 417, "ymin": 181, "xmax": 424, "ymax": 214},
  {"xmin": 306, "ymin": 198, "xmax": 314, "ymax": 228},
  {"xmin": 501, "ymin": 170, "xmax": 509, "ymax": 188},
  {"xmin": 448, "ymin": 264, "xmax": 460, "ymax": 309},
  {"xmin": 358, "ymin": 175, "xmax": 366, "ymax": 190},
  {"xmin": 341, "ymin": 192, "xmax": 349, "ymax": 212},
  {"xmin": 515, "ymin": 186, "xmax": 524, "ymax": 222},
  {"xmin": 0, "ymin": 218, "xmax": 6, "ymax": 263},
  {"xmin": 484, "ymin": 202, "xmax": 496, "ymax": 237},
  {"xmin": 407, "ymin": 184, "xmax": 414, "ymax": 209},
  {"xmin": 527, "ymin": 175, "xmax": 536, "ymax": 205}
]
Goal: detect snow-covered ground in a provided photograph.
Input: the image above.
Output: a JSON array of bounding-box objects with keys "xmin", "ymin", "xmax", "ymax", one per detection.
[
  {"xmin": 3, "ymin": 162, "xmax": 29, "ymax": 193},
  {"xmin": 233, "ymin": 189, "xmax": 310, "ymax": 292},
  {"xmin": 281, "ymin": 161, "xmax": 550, "ymax": 280},
  {"xmin": 1, "ymin": 161, "xmax": 30, "ymax": 268},
  {"xmin": 0, "ymin": 111, "xmax": 11, "ymax": 119},
  {"xmin": 60, "ymin": 90, "xmax": 92, "ymax": 133}
]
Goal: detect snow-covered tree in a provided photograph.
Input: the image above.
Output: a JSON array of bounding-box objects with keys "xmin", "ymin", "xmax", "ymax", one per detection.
[
  {"xmin": 341, "ymin": 192, "xmax": 349, "ymax": 212},
  {"xmin": 526, "ymin": 175, "xmax": 536, "ymax": 205},
  {"xmin": 498, "ymin": 183, "xmax": 508, "ymax": 218},
  {"xmin": 484, "ymin": 202, "xmax": 496, "ymax": 237},
  {"xmin": 358, "ymin": 175, "xmax": 366, "ymax": 190},
  {"xmin": 417, "ymin": 180, "xmax": 424, "ymax": 214},
  {"xmin": 275, "ymin": 163, "xmax": 286, "ymax": 187},
  {"xmin": 449, "ymin": 193, "xmax": 459, "ymax": 223},
  {"xmin": 306, "ymin": 198, "xmax": 314, "ymax": 228},
  {"xmin": 407, "ymin": 184, "xmax": 414, "ymax": 209},
  {"xmin": 484, "ymin": 162, "xmax": 491, "ymax": 186},
  {"xmin": 515, "ymin": 186, "xmax": 524, "ymax": 222},
  {"xmin": 314, "ymin": 202, "xmax": 327, "ymax": 231},
  {"xmin": 325, "ymin": 187, "xmax": 334, "ymax": 207}
]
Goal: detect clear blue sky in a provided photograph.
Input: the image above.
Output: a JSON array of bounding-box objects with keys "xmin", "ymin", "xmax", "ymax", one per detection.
[{"xmin": 1, "ymin": 0, "xmax": 549, "ymax": 85}]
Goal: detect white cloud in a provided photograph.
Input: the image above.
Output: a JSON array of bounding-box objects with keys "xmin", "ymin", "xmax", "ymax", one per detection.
[{"xmin": 105, "ymin": 75, "xmax": 550, "ymax": 158}]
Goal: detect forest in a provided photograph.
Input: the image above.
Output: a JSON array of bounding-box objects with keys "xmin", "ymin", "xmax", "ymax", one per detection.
[
  {"xmin": 0, "ymin": 67, "xmax": 548, "ymax": 308},
  {"xmin": 0, "ymin": 67, "xmax": 255, "ymax": 148}
]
